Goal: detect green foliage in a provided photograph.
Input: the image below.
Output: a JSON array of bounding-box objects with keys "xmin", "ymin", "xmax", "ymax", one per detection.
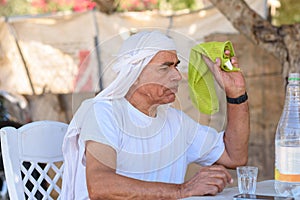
[
  {"xmin": 158, "ymin": 0, "xmax": 197, "ymax": 11},
  {"xmin": 1, "ymin": 0, "xmax": 299, "ymax": 26},
  {"xmin": 0, "ymin": 0, "xmax": 32, "ymax": 17},
  {"xmin": 117, "ymin": 0, "xmax": 158, "ymax": 12},
  {"xmin": 272, "ymin": 0, "xmax": 300, "ymax": 26},
  {"xmin": 117, "ymin": 0, "xmax": 199, "ymax": 12}
]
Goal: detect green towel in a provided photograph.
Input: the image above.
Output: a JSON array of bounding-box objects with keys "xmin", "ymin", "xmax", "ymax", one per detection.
[{"xmin": 188, "ymin": 41, "xmax": 240, "ymax": 115}]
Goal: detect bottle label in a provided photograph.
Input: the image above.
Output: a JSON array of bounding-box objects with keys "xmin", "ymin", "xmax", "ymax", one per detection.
[
  {"xmin": 275, "ymin": 145, "xmax": 300, "ymax": 182},
  {"xmin": 275, "ymin": 168, "xmax": 300, "ymax": 182}
]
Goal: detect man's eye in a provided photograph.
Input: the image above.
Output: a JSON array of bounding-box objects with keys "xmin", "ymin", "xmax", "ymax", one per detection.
[{"xmin": 159, "ymin": 65, "xmax": 169, "ymax": 70}]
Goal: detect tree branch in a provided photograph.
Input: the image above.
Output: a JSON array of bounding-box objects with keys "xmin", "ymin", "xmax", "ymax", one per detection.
[{"xmin": 209, "ymin": 0, "xmax": 291, "ymax": 75}]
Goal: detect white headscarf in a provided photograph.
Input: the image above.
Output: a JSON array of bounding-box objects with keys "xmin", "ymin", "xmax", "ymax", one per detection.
[{"xmin": 94, "ymin": 30, "xmax": 177, "ymax": 100}]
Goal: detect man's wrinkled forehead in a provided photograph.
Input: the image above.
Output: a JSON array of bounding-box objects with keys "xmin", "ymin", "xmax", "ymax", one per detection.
[{"xmin": 150, "ymin": 50, "xmax": 179, "ymax": 63}]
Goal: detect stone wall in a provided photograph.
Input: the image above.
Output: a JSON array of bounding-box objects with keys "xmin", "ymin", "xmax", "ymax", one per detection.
[{"xmin": 24, "ymin": 33, "xmax": 284, "ymax": 185}]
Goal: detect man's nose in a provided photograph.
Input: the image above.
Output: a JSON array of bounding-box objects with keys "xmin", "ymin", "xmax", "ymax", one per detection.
[{"xmin": 171, "ymin": 68, "xmax": 182, "ymax": 81}]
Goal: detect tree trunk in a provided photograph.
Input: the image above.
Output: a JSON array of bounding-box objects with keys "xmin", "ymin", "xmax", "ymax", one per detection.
[
  {"xmin": 94, "ymin": 0, "xmax": 117, "ymax": 14},
  {"xmin": 209, "ymin": 0, "xmax": 300, "ymax": 77}
]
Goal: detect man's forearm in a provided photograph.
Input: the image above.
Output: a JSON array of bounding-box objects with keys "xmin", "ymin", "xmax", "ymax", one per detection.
[
  {"xmin": 86, "ymin": 149, "xmax": 183, "ymax": 200},
  {"xmin": 88, "ymin": 173, "xmax": 183, "ymax": 200},
  {"xmin": 86, "ymin": 143, "xmax": 233, "ymax": 199},
  {"xmin": 223, "ymin": 100, "xmax": 250, "ymax": 168},
  {"xmin": 87, "ymin": 163, "xmax": 232, "ymax": 200}
]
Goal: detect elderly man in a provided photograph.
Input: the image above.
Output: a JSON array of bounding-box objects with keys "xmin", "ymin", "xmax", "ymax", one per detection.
[{"xmin": 61, "ymin": 31, "xmax": 249, "ymax": 199}]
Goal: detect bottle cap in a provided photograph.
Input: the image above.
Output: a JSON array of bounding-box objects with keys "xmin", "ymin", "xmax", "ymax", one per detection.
[{"xmin": 288, "ymin": 73, "xmax": 300, "ymax": 81}]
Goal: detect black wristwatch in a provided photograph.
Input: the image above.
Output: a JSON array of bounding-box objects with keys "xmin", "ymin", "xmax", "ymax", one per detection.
[{"xmin": 226, "ymin": 92, "xmax": 248, "ymax": 104}]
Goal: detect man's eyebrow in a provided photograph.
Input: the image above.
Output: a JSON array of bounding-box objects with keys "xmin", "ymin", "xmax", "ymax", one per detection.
[{"xmin": 161, "ymin": 60, "xmax": 181, "ymax": 66}]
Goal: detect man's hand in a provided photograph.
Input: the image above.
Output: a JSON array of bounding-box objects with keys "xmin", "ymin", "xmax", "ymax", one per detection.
[
  {"xmin": 180, "ymin": 165, "xmax": 233, "ymax": 197},
  {"xmin": 202, "ymin": 50, "xmax": 246, "ymax": 98}
]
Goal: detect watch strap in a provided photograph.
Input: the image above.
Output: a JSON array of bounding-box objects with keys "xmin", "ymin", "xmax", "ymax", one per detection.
[{"xmin": 226, "ymin": 92, "xmax": 248, "ymax": 104}]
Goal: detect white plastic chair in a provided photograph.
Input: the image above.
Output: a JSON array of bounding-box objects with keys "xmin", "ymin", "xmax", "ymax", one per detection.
[{"xmin": 0, "ymin": 120, "xmax": 68, "ymax": 200}]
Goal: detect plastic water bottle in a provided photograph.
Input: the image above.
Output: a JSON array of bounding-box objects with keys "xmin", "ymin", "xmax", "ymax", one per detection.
[{"xmin": 275, "ymin": 73, "xmax": 300, "ymax": 197}]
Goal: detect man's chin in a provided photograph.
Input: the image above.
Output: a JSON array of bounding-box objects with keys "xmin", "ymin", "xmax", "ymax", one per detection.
[{"xmin": 164, "ymin": 93, "xmax": 176, "ymax": 104}]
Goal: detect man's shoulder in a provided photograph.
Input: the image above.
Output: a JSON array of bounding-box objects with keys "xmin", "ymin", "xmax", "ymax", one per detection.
[
  {"xmin": 71, "ymin": 98, "xmax": 113, "ymax": 120},
  {"xmin": 91, "ymin": 99, "xmax": 115, "ymax": 117},
  {"xmin": 92, "ymin": 98, "xmax": 113, "ymax": 107}
]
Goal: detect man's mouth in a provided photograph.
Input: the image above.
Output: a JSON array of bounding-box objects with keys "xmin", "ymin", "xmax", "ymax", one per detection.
[{"xmin": 169, "ymin": 86, "xmax": 178, "ymax": 93}]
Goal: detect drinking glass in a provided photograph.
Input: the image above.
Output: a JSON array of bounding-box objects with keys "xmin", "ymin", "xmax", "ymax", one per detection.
[{"xmin": 236, "ymin": 166, "xmax": 258, "ymax": 194}]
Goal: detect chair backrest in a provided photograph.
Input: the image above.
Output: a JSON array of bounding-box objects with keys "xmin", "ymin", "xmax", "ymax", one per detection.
[{"xmin": 0, "ymin": 120, "xmax": 68, "ymax": 200}]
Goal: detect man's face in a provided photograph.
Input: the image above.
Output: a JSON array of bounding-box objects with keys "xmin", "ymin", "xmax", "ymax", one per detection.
[{"xmin": 133, "ymin": 50, "xmax": 182, "ymax": 105}]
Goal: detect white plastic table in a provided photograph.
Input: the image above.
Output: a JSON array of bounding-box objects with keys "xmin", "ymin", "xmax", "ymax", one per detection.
[{"xmin": 182, "ymin": 180, "xmax": 295, "ymax": 199}]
